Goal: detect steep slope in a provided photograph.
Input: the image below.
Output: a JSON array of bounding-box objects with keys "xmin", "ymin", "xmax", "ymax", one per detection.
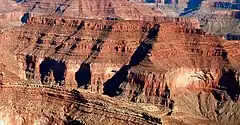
[
  {"xmin": 162, "ymin": 91, "xmax": 240, "ymax": 125},
  {"xmin": 0, "ymin": 84, "xmax": 167, "ymax": 125}
]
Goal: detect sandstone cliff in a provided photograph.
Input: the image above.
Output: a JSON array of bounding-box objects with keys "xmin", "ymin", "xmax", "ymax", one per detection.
[
  {"xmin": 1, "ymin": 15, "xmax": 237, "ymax": 106},
  {"xmin": 0, "ymin": 1, "xmax": 239, "ymax": 125}
]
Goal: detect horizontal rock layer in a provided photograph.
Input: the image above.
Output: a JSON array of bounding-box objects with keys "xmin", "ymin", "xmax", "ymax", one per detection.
[
  {"xmin": 0, "ymin": 15, "xmax": 236, "ymax": 103},
  {"xmin": 0, "ymin": 84, "xmax": 167, "ymax": 125}
]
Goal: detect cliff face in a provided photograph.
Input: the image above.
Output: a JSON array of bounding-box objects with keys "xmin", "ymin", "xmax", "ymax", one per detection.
[
  {"xmin": 0, "ymin": 1, "xmax": 239, "ymax": 124},
  {"xmin": 2, "ymin": 15, "xmax": 238, "ymax": 104},
  {"xmin": 119, "ymin": 22, "xmax": 230, "ymax": 104}
]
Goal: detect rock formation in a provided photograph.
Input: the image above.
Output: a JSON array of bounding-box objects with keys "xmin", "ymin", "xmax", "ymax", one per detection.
[
  {"xmin": 138, "ymin": 0, "xmax": 240, "ymax": 37},
  {"xmin": 0, "ymin": 0, "xmax": 239, "ymax": 125},
  {"xmin": 16, "ymin": 0, "xmax": 164, "ymax": 21},
  {"xmin": 0, "ymin": 83, "xmax": 167, "ymax": 125}
]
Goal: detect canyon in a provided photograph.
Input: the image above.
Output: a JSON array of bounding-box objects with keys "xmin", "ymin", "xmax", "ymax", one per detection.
[
  {"xmin": 133, "ymin": 0, "xmax": 240, "ymax": 37},
  {"xmin": 0, "ymin": 0, "xmax": 239, "ymax": 125}
]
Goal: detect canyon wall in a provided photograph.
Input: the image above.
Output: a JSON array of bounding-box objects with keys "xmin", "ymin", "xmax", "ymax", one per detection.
[
  {"xmin": 0, "ymin": 1, "xmax": 239, "ymax": 125},
  {"xmin": 1, "ymin": 15, "xmax": 236, "ymax": 105}
]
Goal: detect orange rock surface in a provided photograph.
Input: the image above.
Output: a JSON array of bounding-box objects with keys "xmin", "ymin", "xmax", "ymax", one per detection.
[{"xmin": 0, "ymin": 0, "xmax": 239, "ymax": 125}]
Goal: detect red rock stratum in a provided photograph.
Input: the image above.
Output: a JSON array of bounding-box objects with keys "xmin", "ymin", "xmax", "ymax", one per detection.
[{"xmin": 0, "ymin": 0, "xmax": 239, "ymax": 125}]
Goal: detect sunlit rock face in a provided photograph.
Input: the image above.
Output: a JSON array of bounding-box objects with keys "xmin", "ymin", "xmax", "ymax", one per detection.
[
  {"xmin": 5, "ymin": 15, "xmax": 207, "ymax": 92},
  {"xmin": 8, "ymin": 15, "xmax": 236, "ymax": 107},
  {"xmin": 0, "ymin": 1, "xmax": 239, "ymax": 125},
  {"xmin": 1, "ymin": 12, "xmax": 238, "ymax": 101},
  {"xmin": 3, "ymin": 14, "xmax": 237, "ymax": 99}
]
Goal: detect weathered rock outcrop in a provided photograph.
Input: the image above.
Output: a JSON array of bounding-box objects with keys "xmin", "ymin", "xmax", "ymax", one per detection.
[
  {"xmin": 0, "ymin": 83, "xmax": 167, "ymax": 125},
  {"xmin": 0, "ymin": 1, "xmax": 239, "ymax": 124},
  {"xmin": 0, "ymin": 83, "xmax": 238, "ymax": 125},
  {"xmin": 163, "ymin": 91, "xmax": 240, "ymax": 125},
  {"xmin": 2, "ymin": 15, "xmax": 238, "ymax": 105}
]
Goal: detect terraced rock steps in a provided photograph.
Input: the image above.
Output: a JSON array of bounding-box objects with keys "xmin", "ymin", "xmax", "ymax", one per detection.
[{"xmin": 0, "ymin": 83, "xmax": 168, "ymax": 125}]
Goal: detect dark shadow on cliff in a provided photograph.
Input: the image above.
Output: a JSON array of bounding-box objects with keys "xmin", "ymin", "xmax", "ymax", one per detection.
[
  {"xmin": 21, "ymin": 2, "xmax": 38, "ymax": 24},
  {"xmin": 103, "ymin": 24, "xmax": 160, "ymax": 97},
  {"xmin": 75, "ymin": 22, "xmax": 113, "ymax": 89},
  {"xmin": 21, "ymin": 12, "xmax": 30, "ymax": 24},
  {"xmin": 218, "ymin": 69, "xmax": 240, "ymax": 101},
  {"xmin": 53, "ymin": 61, "xmax": 66, "ymax": 85},
  {"xmin": 75, "ymin": 63, "xmax": 91, "ymax": 89},
  {"xmin": 39, "ymin": 57, "xmax": 66, "ymax": 85},
  {"xmin": 75, "ymin": 39, "xmax": 105, "ymax": 89},
  {"xmin": 39, "ymin": 58, "xmax": 51, "ymax": 83},
  {"xmin": 180, "ymin": 0, "xmax": 203, "ymax": 16}
]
